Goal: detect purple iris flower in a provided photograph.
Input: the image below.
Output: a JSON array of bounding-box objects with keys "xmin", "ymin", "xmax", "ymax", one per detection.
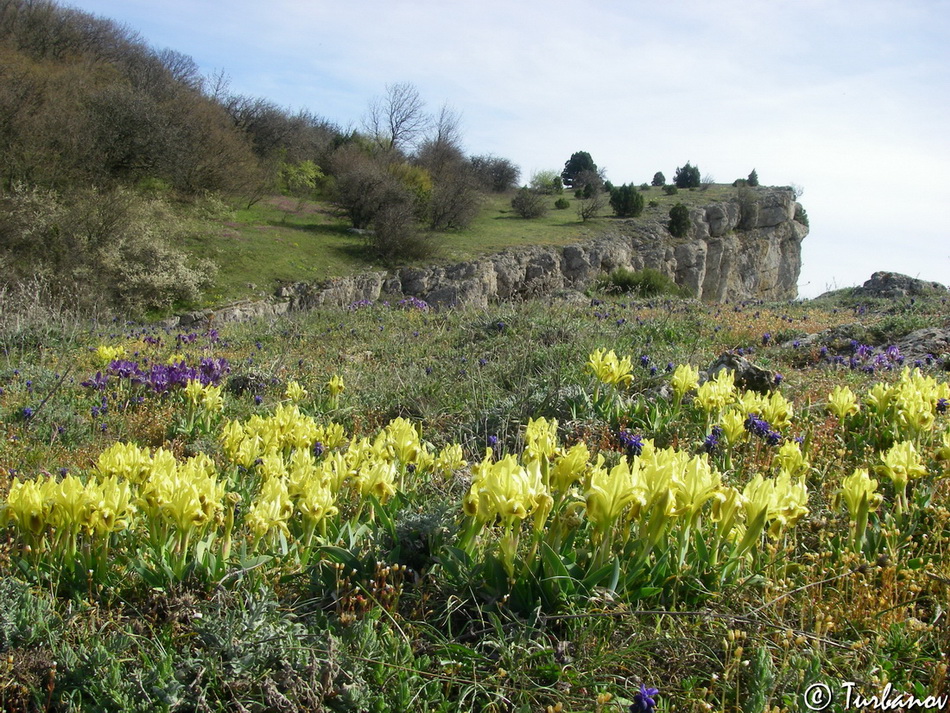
[{"xmin": 630, "ymin": 684, "xmax": 659, "ymax": 713}]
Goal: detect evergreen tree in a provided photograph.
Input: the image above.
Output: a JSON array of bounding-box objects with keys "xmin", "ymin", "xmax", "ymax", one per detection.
[
  {"xmin": 673, "ymin": 162, "xmax": 701, "ymax": 189},
  {"xmin": 651, "ymin": 171, "xmax": 666, "ymax": 186},
  {"xmin": 668, "ymin": 203, "xmax": 691, "ymax": 237},
  {"xmin": 609, "ymin": 184, "xmax": 644, "ymax": 218},
  {"xmin": 747, "ymin": 169, "xmax": 759, "ymax": 187},
  {"xmin": 561, "ymin": 151, "xmax": 597, "ymax": 189}
]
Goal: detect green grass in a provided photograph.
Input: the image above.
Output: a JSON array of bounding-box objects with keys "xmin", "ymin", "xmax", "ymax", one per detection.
[{"xmin": 192, "ymin": 184, "xmax": 756, "ymax": 307}]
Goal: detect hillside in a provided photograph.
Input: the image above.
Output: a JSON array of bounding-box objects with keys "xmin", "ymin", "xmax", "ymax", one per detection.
[
  {"xmin": 0, "ymin": 0, "xmax": 807, "ymax": 318},
  {"xmin": 187, "ymin": 182, "xmax": 805, "ymax": 309}
]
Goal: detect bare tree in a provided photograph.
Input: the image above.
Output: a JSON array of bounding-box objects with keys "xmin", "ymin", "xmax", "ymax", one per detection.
[{"xmin": 364, "ymin": 82, "xmax": 429, "ymax": 152}]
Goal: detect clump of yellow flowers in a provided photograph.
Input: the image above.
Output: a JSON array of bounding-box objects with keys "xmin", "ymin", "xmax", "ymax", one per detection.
[{"xmin": 588, "ymin": 348, "xmax": 633, "ymax": 389}]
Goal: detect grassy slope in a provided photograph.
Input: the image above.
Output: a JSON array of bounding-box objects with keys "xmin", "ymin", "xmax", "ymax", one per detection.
[{"xmin": 193, "ymin": 184, "xmax": 744, "ymax": 305}]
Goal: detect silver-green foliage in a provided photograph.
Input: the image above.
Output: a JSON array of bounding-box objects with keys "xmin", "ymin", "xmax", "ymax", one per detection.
[{"xmin": 0, "ymin": 185, "xmax": 215, "ymax": 313}]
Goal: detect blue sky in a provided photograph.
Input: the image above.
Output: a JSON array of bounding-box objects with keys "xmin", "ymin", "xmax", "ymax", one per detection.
[{"xmin": 69, "ymin": 0, "xmax": 950, "ymax": 297}]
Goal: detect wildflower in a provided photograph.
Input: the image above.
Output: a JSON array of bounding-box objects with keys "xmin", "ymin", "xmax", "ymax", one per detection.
[
  {"xmin": 327, "ymin": 374, "xmax": 345, "ymax": 405},
  {"xmin": 775, "ymin": 440, "xmax": 809, "ymax": 477},
  {"xmin": 385, "ymin": 417, "xmax": 422, "ymax": 465},
  {"xmin": 356, "ymin": 458, "xmax": 398, "ymax": 503},
  {"xmin": 744, "ymin": 413, "xmax": 771, "ymax": 438},
  {"xmin": 618, "ymin": 429, "xmax": 644, "ymax": 457},
  {"xmin": 550, "ymin": 442, "xmax": 589, "ymax": 492},
  {"xmin": 4, "ymin": 477, "xmax": 49, "ymax": 536},
  {"xmin": 434, "ymin": 443, "xmax": 467, "ymax": 476},
  {"xmin": 719, "ymin": 409, "xmax": 748, "ymax": 445},
  {"xmin": 465, "ymin": 452, "xmax": 548, "ymax": 527},
  {"xmin": 671, "ymin": 364, "xmax": 700, "ymax": 399},
  {"xmin": 630, "ymin": 684, "xmax": 659, "ymax": 713},
  {"xmin": 95, "ymin": 345, "xmax": 124, "ymax": 364},
  {"xmin": 672, "ymin": 453, "xmax": 722, "ymax": 522},
  {"xmin": 936, "ymin": 430, "xmax": 950, "ymax": 463},
  {"xmin": 285, "ymin": 380, "xmax": 308, "ymax": 402},
  {"xmin": 585, "ymin": 456, "xmax": 644, "ymax": 530},
  {"xmin": 587, "ymin": 348, "xmax": 633, "ymax": 388},
  {"xmin": 524, "ymin": 417, "xmax": 559, "ymax": 462},
  {"xmin": 877, "ymin": 440, "xmax": 927, "ymax": 495},
  {"xmin": 841, "ymin": 468, "xmax": 883, "ymax": 522},
  {"xmin": 694, "ymin": 369, "xmax": 736, "ymax": 414},
  {"xmin": 827, "ymin": 385, "xmax": 859, "ymax": 419},
  {"xmin": 246, "ymin": 476, "xmax": 293, "ymax": 541},
  {"xmin": 703, "ymin": 426, "xmax": 722, "ymax": 454}
]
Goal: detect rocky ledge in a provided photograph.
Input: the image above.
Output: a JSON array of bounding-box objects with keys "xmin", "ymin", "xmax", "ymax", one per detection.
[{"xmin": 173, "ymin": 188, "xmax": 807, "ymax": 327}]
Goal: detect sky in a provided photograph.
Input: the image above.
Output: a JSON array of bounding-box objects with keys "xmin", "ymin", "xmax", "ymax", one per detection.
[{"xmin": 67, "ymin": 0, "xmax": 950, "ymax": 298}]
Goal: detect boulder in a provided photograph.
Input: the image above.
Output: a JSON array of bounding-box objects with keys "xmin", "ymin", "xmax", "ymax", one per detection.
[
  {"xmin": 852, "ymin": 272, "xmax": 948, "ymax": 299},
  {"xmin": 706, "ymin": 352, "xmax": 779, "ymax": 394}
]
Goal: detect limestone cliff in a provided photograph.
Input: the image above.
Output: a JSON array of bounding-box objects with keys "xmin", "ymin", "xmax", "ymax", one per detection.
[
  {"xmin": 284, "ymin": 188, "xmax": 806, "ymax": 309},
  {"xmin": 174, "ymin": 188, "xmax": 807, "ymax": 326}
]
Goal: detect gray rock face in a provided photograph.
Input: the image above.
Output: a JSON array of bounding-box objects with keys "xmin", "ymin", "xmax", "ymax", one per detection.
[
  {"xmin": 175, "ymin": 188, "xmax": 807, "ymax": 325},
  {"xmin": 852, "ymin": 272, "xmax": 949, "ymax": 299},
  {"xmin": 706, "ymin": 352, "xmax": 780, "ymax": 394},
  {"xmin": 895, "ymin": 328, "xmax": 950, "ymax": 365}
]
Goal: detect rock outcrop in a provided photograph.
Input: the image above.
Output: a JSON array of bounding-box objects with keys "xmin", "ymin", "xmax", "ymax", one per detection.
[
  {"xmin": 850, "ymin": 272, "xmax": 948, "ymax": 299},
  {"xmin": 283, "ymin": 188, "xmax": 807, "ymax": 311},
  {"xmin": 167, "ymin": 188, "xmax": 807, "ymax": 327}
]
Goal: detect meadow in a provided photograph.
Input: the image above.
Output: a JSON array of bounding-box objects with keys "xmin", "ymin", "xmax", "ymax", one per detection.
[{"xmin": 0, "ymin": 286, "xmax": 948, "ymax": 712}]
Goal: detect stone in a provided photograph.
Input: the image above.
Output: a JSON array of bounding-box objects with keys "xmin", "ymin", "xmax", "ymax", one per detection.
[
  {"xmin": 853, "ymin": 272, "xmax": 948, "ymax": 299},
  {"xmin": 706, "ymin": 352, "xmax": 779, "ymax": 394},
  {"xmin": 894, "ymin": 328, "xmax": 950, "ymax": 365}
]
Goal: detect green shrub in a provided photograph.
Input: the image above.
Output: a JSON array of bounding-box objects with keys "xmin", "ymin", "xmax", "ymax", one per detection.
[
  {"xmin": 663, "ymin": 184, "xmax": 678, "ymax": 196},
  {"xmin": 369, "ymin": 202, "xmax": 436, "ymax": 261},
  {"xmin": 674, "ymin": 162, "xmax": 701, "ymax": 188},
  {"xmin": 554, "ymin": 197, "xmax": 570, "ymax": 210},
  {"xmin": 598, "ymin": 267, "xmax": 688, "ymax": 297},
  {"xmin": 529, "ymin": 170, "xmax": 562, "ymax": 194},
  {"xmin": 0, "ymin": 185, "xmax": 214, "ymax": 314},
  {"xmin": 510, "ymin": 187, "xmax": 547, "ymax": 218},
  {"xmin": 668, "ymin": 202, "xmax": 691, "ymax": 237},
  {"xmin": 648, "ymin": 200, "xmax": 659, "ymax": 208},
  {"xmin": 608, "ymin": 184, "xmax": 644, "ymax": 218}
]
